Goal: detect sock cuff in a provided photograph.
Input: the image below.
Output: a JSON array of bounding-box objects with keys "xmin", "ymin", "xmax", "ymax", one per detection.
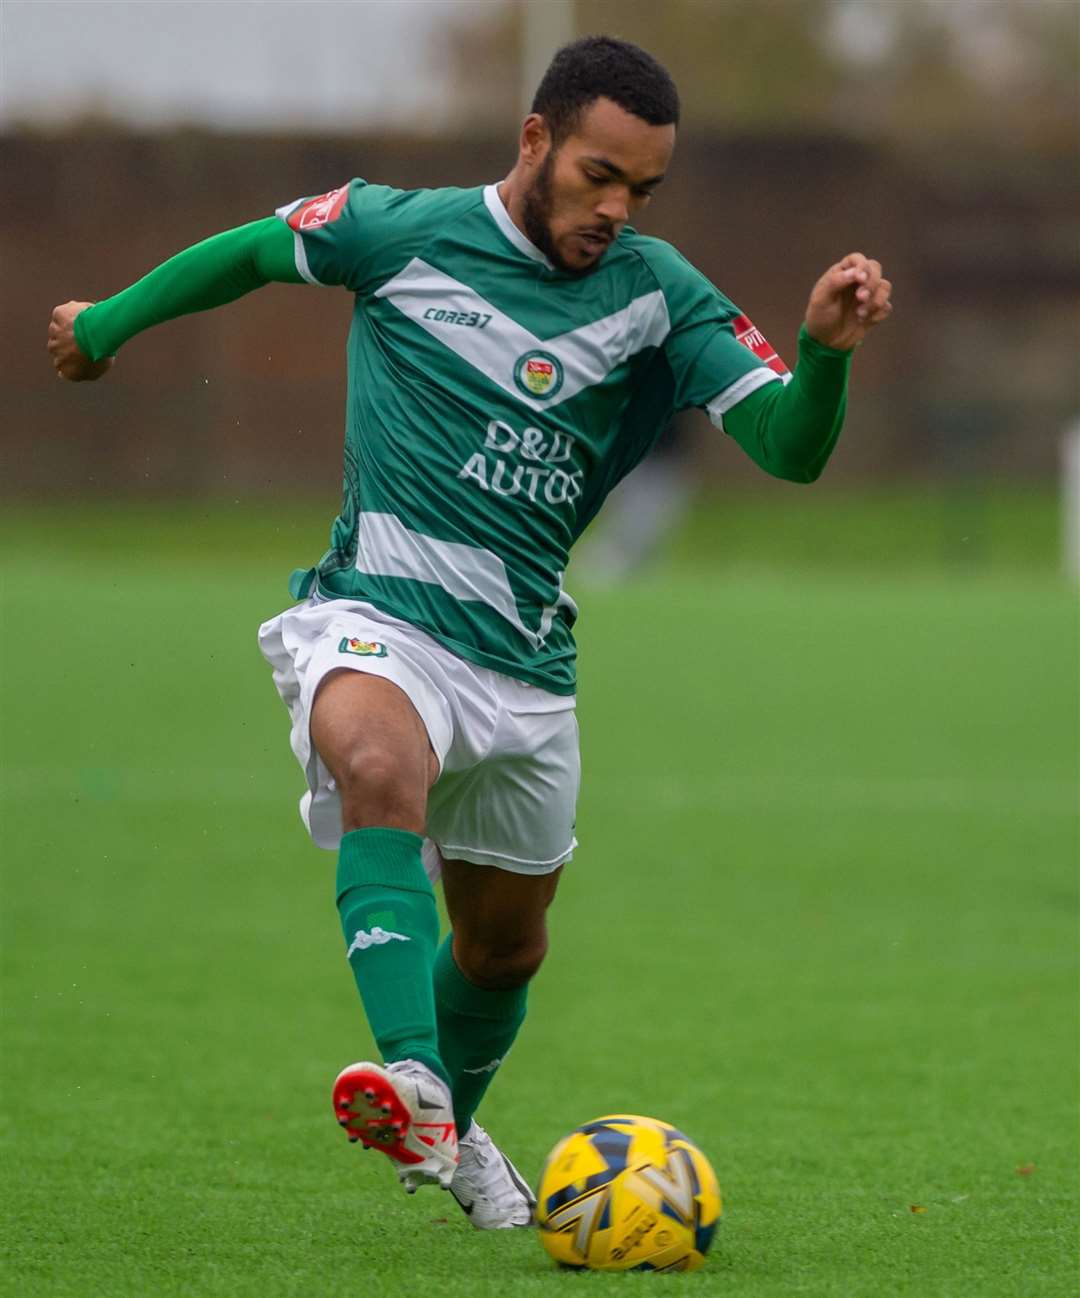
[
  {"xmin": 336, "ymin": 827, "xmax": 429, "ymax": 902},
  {"xmin": 434, "ymin": 935, "xmax": 529, "ymax": 1018}
]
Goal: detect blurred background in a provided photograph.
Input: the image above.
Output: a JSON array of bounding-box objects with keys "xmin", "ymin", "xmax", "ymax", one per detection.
[{"xmin": 3, "ymin": 0, "xmax": 1078, "ymax": 579}]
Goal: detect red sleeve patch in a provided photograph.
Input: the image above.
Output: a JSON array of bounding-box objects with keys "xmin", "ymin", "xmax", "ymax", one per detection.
[
  {"xmin": 286, "ymin": 185, "xmax": 350, "ymax": 233},
  {"xmin": 732, "ymin": 313, "xmax": 789, "ymax": 376}
]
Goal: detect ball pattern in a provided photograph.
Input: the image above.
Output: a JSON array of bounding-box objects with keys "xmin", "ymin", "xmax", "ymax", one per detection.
[{"xmin": 535, "ymin": 1114, "xmax": 721, "ymax": 1272}]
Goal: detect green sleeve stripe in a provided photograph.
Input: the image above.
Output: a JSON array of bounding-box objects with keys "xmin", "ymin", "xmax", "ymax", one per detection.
[
  {"xmin": 73, "ymin": 217, "xmax": 303, "ymax": 362},
  {"xmin": 718, "ymin": 326, "xmax": 852, "ymax": 483}
]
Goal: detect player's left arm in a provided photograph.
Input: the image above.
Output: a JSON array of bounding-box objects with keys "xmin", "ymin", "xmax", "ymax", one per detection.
[{"xmin": 721, "ymin": 252, "xmax": 893, "ymax": 483}]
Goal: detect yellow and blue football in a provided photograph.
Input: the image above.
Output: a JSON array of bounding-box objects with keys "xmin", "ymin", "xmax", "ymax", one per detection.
[{"xmin": 535, "ymin": 1114, "xmax": 721, "ymax": 1272}]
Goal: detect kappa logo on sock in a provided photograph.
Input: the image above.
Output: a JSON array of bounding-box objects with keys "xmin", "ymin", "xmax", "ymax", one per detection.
[
  {"xmin": 463, "ymin": 1055, "xmax": 505, "ymax": 1075},
  {"xmin": 346, "ymin": 927, "xmax": 410, "ymax": 957}
]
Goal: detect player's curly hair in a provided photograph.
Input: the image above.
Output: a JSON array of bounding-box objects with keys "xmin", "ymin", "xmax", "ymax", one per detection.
[{"xmin": 531, "ymin": 35, "xmax": 680, "ymax": 143}]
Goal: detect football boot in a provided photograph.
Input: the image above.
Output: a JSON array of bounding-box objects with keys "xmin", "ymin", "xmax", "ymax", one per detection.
[
  {"xmin": 332, "ymin": 1059, "xmax": 458, "ymax": 1191},
  {"xmin": 450, "ymin": 1120, "xmax": 536, "ymax": 1229}
]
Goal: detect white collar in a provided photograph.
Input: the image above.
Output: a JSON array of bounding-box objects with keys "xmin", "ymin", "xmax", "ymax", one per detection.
[{"xmin": 483, "ymin": 183, "xmax": 554, "ymax": 270}]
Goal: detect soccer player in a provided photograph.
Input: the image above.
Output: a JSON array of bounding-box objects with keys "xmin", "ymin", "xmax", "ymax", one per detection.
[{"xmin": 47, "ymin": 37, "xmax": 892, "ymax": 1229}]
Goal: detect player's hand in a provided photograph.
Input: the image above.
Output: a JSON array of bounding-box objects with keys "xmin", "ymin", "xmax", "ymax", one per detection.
[
  {"xmin": 47, "ymin": 301, "xmax": 114, "ymax": 381},
  {"xmin": 804, "ymin": 253, "xmax": 892, "ymax": 352}
]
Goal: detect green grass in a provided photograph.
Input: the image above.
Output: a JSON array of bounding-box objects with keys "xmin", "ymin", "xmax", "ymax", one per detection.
[
  {"xmin": 2, "ymin": 497, "xmax": 1077, "ymax": 1297},
  {"xmin": 665, "ymin": 484, "xmax": 1062, "ymax": 575}
]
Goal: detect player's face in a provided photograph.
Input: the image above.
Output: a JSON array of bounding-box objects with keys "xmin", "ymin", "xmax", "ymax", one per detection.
[{"xmin": 522, "ymin": 97, "xmax": 675, "ymax": 275}]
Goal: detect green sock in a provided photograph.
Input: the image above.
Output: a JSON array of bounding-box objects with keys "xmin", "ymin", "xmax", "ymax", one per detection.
[
  {"xmin": 433, "ymin": 935, "xmax": 528, "ymax": 1133},
  {"xmin": 336, "ymin": 827, "xmax": 449, "ymax": 1087}
]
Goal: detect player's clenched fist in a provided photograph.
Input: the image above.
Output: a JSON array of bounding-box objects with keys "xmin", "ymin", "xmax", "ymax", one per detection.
[
  {"xmin": 47, "ymin": 301, "xmax": 114, "ymax": 381},
  {"xmin": 804, "ymin": 253, "xmax": 893, "ymax": 352}
]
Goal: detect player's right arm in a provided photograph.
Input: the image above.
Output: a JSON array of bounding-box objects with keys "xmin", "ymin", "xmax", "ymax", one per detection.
[
  {"xmin": 47, "ymin": 217, "xmax": 302, "ymax": 382},
  {"xmin": 48, "ymin": 180, "xmax": 469, "ymax": 383}
]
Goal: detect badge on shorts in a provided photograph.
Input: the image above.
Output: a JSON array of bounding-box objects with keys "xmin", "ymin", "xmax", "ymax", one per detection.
[{"xmin": 338, "ymin": 637, "xmax": 388, "ymax": 657}]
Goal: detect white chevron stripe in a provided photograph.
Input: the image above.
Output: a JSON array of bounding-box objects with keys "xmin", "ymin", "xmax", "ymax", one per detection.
[
  {"xmin": 355, "ymin": 511, "xmax": 565, "ymax": 648},
  {"xmin": 374, "ymin": 259, "xmax": 670, "ymax": 411}
]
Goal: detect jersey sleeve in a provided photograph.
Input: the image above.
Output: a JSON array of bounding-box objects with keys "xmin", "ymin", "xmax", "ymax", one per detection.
[
  {"xmin": 720, "ymin": 326, "xmax": 851, "ymax": 483},
  {"xmin": 72, "ymin": 218, "xmax": 302, "ymax": 362},
  {"xmin": 646, "ymin": 241, "xmax": 791, "ymax": 417},
  {"xmin": 276, "ymin": 179, "xmax": 465, "ymax": 297}
]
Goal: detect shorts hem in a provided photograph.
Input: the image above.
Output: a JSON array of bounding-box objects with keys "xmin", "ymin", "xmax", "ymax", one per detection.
[{"xmin": 434, "ymin": 838, "xmax": 576, "ymax": 875}]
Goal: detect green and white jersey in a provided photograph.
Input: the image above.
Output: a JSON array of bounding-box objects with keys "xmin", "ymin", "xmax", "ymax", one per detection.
[{"xmin": 276, "ymin": 180, "xmax": 790, "ymax": 694}]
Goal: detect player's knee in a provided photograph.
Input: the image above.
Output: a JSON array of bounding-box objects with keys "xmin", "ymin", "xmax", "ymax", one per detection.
[
  {"xmin": 336, "ymin": 746, "xmax": 403, "ymax": 799},
  {"xmin": 457, "ymin": 933, "xmax": 548, "ymax": 990},
  {"xmin": 335, "ymin": 746, "xmax": 421, "ymax": 827}
]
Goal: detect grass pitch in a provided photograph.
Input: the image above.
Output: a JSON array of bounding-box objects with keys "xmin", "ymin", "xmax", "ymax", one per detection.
[{"xmin": 2, "ymin": 497, "xmax": 1077, "ymax": 1297}]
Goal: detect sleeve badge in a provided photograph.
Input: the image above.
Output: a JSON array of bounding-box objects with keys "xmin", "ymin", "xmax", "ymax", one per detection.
[
  {"xmin": 732, "ymin": 313, "xmax": 789, "ymax": 376},
  {"xmin": 286, "ymin": 185, "xmax": 350, "ymax": 233}
]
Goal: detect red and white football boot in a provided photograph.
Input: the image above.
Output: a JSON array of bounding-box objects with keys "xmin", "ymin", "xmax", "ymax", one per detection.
[{"xmin": 332, "ymin": 1059, "xmax": 458, "ymax": 1191}]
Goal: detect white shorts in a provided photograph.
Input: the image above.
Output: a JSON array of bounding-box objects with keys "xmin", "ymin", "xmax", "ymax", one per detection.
[{"xmin": 257, "ymin": 597, "xmax": 579, "ymax": 878}]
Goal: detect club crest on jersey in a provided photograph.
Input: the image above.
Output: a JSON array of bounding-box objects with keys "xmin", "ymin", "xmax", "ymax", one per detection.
[
  {"xmin": 288, "ymin": 185, "xmax": 349, "ymax": 233},
  {"xmin": 514, "ymin": 350, "xmax": 564, "ymax": 400},
  {"xmin": 338, "ymin": 637, "xmax": 388, "ymax": 657}
]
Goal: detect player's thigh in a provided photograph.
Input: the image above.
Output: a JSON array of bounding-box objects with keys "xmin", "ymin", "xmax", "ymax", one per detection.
[{"xmin": 310, "ymin": 669, "xmax": 438, "ymax": 822}]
